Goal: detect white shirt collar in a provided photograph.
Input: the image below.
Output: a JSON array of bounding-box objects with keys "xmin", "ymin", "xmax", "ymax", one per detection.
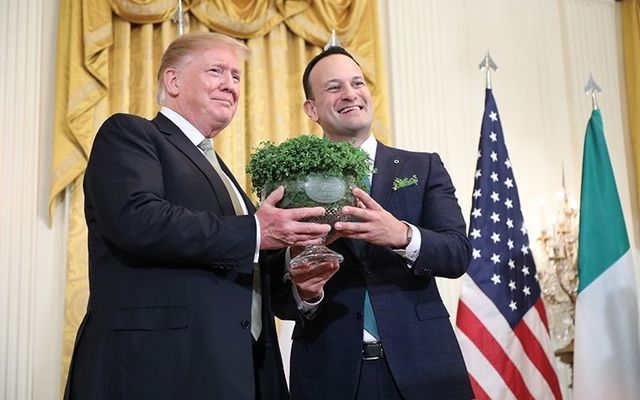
[
  {"xmin": 359, "ymin": 133, "xmax": 378, "ymax": 162},
  {"xmin": 160, "ymin": 106, "xmax": 207, "ymax": 147}
]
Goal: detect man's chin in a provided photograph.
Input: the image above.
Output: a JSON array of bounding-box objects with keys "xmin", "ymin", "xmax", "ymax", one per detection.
[
  {"xmin": 340, "ymin": 120, "xmax": 371, "ymax": 134},
  {"xmin": 211, "ymin": 109, "xmax": 236, "ymax": 121},
  {"xmin": 326, "ymin": 128, "xmax": 369, "ymax": 142}
]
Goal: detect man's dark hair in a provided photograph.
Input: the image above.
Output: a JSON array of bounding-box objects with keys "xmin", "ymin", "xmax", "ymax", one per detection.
[{"xmin": 302, "ymin": 46, "xmax": 361, "ymax": 100}]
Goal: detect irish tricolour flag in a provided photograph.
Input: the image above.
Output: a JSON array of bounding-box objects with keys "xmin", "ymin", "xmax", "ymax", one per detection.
[{"xmin": 573, "ymin": 109, "xmax": 640, "ymax": 399}]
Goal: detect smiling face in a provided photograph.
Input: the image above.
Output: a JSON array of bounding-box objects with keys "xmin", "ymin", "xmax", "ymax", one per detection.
[
  {"xmin": 163, "ymin": 45, "xmax": 241, "ymax": 138},
  {"xmin": 304, "ymin": 54, "xmax": 373, "ymax": 146}
]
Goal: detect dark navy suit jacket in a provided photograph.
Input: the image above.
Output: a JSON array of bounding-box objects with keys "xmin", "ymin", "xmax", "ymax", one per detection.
[
  {"xmin": 65, "ymin": 113, "xmax": 288, "ymax": 400},
  {"xmin": 273, "ymin": 141, "xmax": 473, "ymax": 400}
]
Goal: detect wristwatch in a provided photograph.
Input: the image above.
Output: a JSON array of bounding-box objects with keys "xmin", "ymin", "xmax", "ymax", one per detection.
[
  {"xmin": 403, "ymin": 222, "xmax": 413, "ymax": 247},
  {"xmin": 392, "ymin": 222, "xmax": 412, "ymax": 249}
]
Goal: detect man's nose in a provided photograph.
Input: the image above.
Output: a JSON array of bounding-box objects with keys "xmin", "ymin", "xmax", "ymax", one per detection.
[
  {"xmin": 341, "ymin": 85, "xmax": 357, "ymax": 100},
  {"xmin": 219, "ymin": 71, "xmax": 238, "ymax": 93}
]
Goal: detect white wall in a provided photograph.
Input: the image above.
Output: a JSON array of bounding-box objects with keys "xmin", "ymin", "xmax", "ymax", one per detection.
[
  {"xmin": 382, "ymin": 0, "xmax": 638, "ymax": 318},
  {"xmin": 380, "ymin": 0, "xmax": 637, "ymax": 398},
  {"xmin": 0, "ymin": 0, "xmax": 67, "ymax": 399}
]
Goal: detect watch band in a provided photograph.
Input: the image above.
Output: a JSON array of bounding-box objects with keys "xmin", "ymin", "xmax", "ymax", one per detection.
[{"xmin": 403, "ymin": 222, "xmax": 413, "ymax": 247}]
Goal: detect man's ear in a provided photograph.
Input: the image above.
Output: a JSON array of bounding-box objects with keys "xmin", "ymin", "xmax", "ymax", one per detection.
[
  {"xmin": 164, "ymin": 68, "xmax": 179, "ymax": 97},
  {"xmin": 303, "ymin": 99, "xmax": 318, "ymax": 122}
]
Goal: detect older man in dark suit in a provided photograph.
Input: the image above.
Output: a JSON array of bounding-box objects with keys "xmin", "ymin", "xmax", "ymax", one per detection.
[
  {"xmin": 64, "ymin": 32, "xmax": 330, "ymax": 400},
  {"xmin": 273, "ymin": 47, "xmax": 473, "ymax": 400}
]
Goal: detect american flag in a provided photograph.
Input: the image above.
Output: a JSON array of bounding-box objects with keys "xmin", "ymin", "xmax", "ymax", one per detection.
[{"xmin": 455, "ymin": 89, "xmax": 562, "ymax": 400}]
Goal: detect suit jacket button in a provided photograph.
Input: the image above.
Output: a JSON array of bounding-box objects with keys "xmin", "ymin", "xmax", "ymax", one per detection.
[
  {"xmin": 355, "ymin": 312, "xmax": 363, "ymax": 320},
  {"xmin": 241, "ymin": 320, "xmax": 250, "ymax": 329}
]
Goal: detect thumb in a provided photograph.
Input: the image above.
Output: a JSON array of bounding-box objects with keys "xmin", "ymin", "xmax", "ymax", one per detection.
[{"xmin": 262, "ymin": 185, "xmax": 284, "ymax": 206}]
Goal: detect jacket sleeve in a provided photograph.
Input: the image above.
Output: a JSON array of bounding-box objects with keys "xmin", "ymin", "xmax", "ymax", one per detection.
[
  {"xmin": 411, "ymin": 153, "xmax": 471, "ymax": 278},
  {"xmin": 83, "ymin": 114, "xmax": 257, "ymax": 272}
]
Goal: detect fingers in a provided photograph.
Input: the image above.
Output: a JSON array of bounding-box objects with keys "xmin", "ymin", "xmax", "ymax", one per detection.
[
  {"xmin": 262, "ymin": 186, "xmax": 284, "ymax": 206},
  {"xmin": 339, "ymin": 206, "xmax": 370, "ymax": 221},
  {"xmin": 289, "ymin": 261, "xmax": 339, "ymax": 285},
  {"xmin": 323, "ymin": 231, "xmax": 341, "ymax": 246},
  {"xmin": 291, "ymin": 220, "xmax": 331, "ymax": 236},
  {"xmin": 286, "ymin": 206, "xmax": 326, "ymax": 220},
  {"xmin": 352, "ymin": 187, "xmax": 382, "ymax": 210},
  {"xmin": 292, "ymin": 237, "xmax": 326, "ymax": 247},
  {"xmin": 334, "ymin": 221, "xmax": 370, "ymax": 234},
  {"xmin": 276, "ymin": 222, "xmax": 330, "ymax": 248}
]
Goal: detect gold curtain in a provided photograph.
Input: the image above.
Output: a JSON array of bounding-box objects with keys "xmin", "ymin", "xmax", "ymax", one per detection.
[
  {"xmin": 622, "ymin": 0, "xmax": 640, "ymax": 205},
  {"xmin": 50, "ymin": 0, "xmax": 391, "ymax": 392}
]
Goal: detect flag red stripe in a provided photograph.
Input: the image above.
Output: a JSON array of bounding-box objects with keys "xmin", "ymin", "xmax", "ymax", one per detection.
[
  {"xmin": 513, "ymin": 305, "xmax": 562, "ymax": 400},
  {"xmin": 468, "ymin": 373, "xmax": 491, "ymax": 400},
  {"xmin": 534, "ymin": 299, "xmax": 550, "ymax": 332},
  {"xmin": 457, "ymin": 301, "xmax": 534, "ymax": 399}
]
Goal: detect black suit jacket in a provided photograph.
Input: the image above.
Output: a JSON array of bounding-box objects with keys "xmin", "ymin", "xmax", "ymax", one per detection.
[
  {"xmin": 65, "ymin": 113, "xmax": 288, "ymax": 400},
  {"xmin": 273, "ymin": 142, "xmax": 473, "ymax": 400}
]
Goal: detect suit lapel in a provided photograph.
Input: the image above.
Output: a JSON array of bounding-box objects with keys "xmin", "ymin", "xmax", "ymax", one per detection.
[
  {"xmin": 342, "ymin": 142, "xmax": 405, "ymax": 262},
  {"xmin": 217, "ymin": 156, "xmax": 256, "ymax": 213},
  {"xmin": 152, "ymin": 113, "xmax": 241, "ymax": 215},
  {"xmin": 370, "ymin": 142, "xmax": 404, "ymax": 212}
]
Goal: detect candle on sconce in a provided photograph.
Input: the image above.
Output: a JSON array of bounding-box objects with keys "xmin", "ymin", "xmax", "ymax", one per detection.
[{"xmin": 538, "ymin": 198, "xmax": 548, "ymax": 232}]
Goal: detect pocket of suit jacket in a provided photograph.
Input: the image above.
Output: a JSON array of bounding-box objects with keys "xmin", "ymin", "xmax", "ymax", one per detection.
[
  {"xmin": 112, "ymin": 306, "xmax": 191, "ymax": 394},
  {"xmin": 113, "ymin": 306, "xmax": 189, "ymax": 331}
]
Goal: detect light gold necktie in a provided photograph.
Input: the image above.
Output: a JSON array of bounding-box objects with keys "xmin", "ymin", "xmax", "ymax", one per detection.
[{"xmin": 198, "ymin": 138, "xmax": 262, "ymax": 340}]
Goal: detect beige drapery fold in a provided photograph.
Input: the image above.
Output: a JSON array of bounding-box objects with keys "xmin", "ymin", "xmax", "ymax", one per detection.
[
  {"xmin": 622, "ymin": 0, "xmax": 640, "ymax": 206},
  {"xmin": 51, "ymin": 0, "xmax": 391, "ymax": 392}
]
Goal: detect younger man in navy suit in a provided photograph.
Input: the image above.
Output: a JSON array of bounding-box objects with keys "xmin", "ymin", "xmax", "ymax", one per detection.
[{"xmin": 274, "ymin": 47, "xmax": 473, "ymax": 400}]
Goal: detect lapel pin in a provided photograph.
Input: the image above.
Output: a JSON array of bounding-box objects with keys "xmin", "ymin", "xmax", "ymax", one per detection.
[{"xmin": 393, "ymin": 175, "xmax": 419, "ymax": 191}]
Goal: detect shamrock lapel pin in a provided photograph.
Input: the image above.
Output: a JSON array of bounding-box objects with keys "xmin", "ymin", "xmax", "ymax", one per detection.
[{"xmin": 392, "ymin": 174, "xmax": 419, "ymax": 191}]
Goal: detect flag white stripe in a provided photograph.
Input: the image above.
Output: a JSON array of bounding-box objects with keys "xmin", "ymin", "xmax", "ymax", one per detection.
[
  {"xmin": 456, "ymin": 328, "xmax": 517, "ymax": 400},
  {"xmin": 458, "ymin": 276, "xmax": 555, "ymax": 399},
  {"xmin": 574, "ymin": 250, "xmax": 640, "ymax": 400},
  {"xmin": 522, "ymin": 305, "xmax": 557, "ymax": 372}
]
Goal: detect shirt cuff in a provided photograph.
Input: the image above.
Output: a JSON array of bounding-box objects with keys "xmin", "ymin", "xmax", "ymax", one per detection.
[
  {"xmin": 292, "ymin": 285, "xmax": 324, "ymax": 313},
  {"xmin": 253, "ymin": 215, "xmax": 260, "ymax": 263},
  {"xmin": 391, "ymin": 222, "xmax": 421, "ymax": 267}
]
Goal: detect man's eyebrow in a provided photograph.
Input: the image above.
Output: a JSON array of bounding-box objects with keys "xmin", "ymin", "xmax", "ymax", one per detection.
[
  {"xmin": 204, "ymin": 63, "xmax": 241, "ymax": 75},
  {"xmin": 324, "ymin": 78, "xmax": 342, "ymax": 85},
  {"xmin": 324, "ymin": 75, "xmax": 364, "ymax": 83}
]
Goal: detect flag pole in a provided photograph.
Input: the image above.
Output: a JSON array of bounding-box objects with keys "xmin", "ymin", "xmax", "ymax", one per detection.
[
  {"xmin": 584, "ymin": 73, "xmax": 601, "ymax": 111},
  {"xmin": 478, "ymin": 50, "xmax": 498, "ymax": 89},
  {"xmin": 324, "ymin": 28, "xmax": 342, "ymax": 50},
  {"xmin": 172, "ymin": 0, "xmax": 186, "ymax": 36},
  {"xmin": 456, "ymin": 52, "xmax": 563, "ymax": 399}
]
